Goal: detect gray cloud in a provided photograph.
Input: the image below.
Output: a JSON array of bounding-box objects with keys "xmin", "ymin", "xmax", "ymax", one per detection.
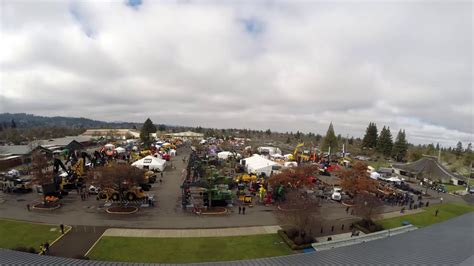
[{"xmin": 0, "ymin": 0, "xmax": 472, "ymax": 147}]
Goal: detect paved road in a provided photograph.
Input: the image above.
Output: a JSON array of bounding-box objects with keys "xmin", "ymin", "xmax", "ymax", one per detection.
[
  {"xmin": 49, "ymin": 225, "xmax": 106, "ymax": 258},
  {"xmin": 103, "ymin": 225, "xmax": 281, "ymax": 238}
]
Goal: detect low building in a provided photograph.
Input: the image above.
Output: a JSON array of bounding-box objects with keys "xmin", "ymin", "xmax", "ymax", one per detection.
[
  {"xmin": 163, "ymin": 131, "xmax": 204, "ymax": 140},
  {"xmin": 393, "ymin": 156, "xmax": 466, "ymax": 185},
  {"xmin": 0, "ymin": 135, "xmax": 93, "ymax": 170},
  {"xmin": 82, "ymin": 129, "xmax": 140, "ymax": 139}
]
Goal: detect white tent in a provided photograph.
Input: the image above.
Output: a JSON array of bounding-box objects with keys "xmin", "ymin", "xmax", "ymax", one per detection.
[
  {"xmin": 218, "ymin": 151, "xmax": 237, "ymax": 160},
  {"xmin": 370, "ymin": 171, "xmax": 381, "ymax": 180},
  {"xmin": 115, "ymin": 147, "xmax": 126, "ymax": 153},
  {"xmin": 386, "ymin": 176, "xmax": 402, "ymax": 183},
  {"xmin": 271, "ymin": 154, "xmax": 284, "ymax": 159},
  {"xmin": 284, "ymin": 161, "xmax": 298, "ymax": 168},
  {"xmin": 241, "ymin": 155, "xmax": 278, "ymax": 177},
  {"xmin": 132, "ymin": 155, "xmax": 166, "ymax": 172}
]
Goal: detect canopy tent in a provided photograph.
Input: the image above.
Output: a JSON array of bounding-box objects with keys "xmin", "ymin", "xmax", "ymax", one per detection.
[
  {"xmin": 386, "ymin": 177, "xmax": 402, "ymax": 183},
  {"xmin": 370, "ymin": 172, "xmax": 381, "ymax": 180},
  {"xmin": 115, "ymin": 147, "xmax": 126, "ymax": 153},
  {"xmin": 257, "ymin": 147, "xmax": 282, "ymax": 156},
  {"xmin": 217, "ymin": 151, "xmax": 240, "ymax": 160},
  {"xmin": 241, "ymin": 154, "xmax": 278, "ymax": 177},
  {"xmin": 132, "ymin": 155, "xmax": 166, "ymax": 172}
]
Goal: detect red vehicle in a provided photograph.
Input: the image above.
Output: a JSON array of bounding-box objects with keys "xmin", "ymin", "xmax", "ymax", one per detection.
[{"xmin": 161, "ymin": 154, "xmax": 171, "ymax": 161}]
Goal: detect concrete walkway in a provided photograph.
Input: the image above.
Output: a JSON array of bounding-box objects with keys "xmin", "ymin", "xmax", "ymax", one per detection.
[
  {"xmin": 49, "ymin": 225, "xmax": 106, "ymax": 258},
  {"xmin": 376, "ymin": 208, "xmax": 425, "ymax": 220},
  {"xmin": 103, "ymin": 225, "xmax": 281, "ymax": 238}
]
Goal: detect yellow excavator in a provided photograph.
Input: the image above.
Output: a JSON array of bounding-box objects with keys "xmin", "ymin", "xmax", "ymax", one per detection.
[{"xmin": 289, "ymin": 143, "xmax": 310, "ymax": 162}]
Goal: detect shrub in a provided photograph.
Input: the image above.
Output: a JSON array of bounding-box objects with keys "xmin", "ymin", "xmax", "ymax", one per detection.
[
  {"xmin": 13, "ymin": 246, "xmax": 36, "ymax": 254},
  {"xmin": 303, "ymin": 235, "xmax": 314, "ymax": 244},
  {"xmin": 293, "ymin": 236, "xmax": 304, "ymax": 245},
  {"xmin": 285, "ymin": 227, "xmax": 299, "ymax": 239}
]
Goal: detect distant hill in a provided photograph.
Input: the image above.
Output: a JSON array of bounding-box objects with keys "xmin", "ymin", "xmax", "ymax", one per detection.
[{"xmin": 0, "ymin": 113, "xmax": 139, "ymax": 129}]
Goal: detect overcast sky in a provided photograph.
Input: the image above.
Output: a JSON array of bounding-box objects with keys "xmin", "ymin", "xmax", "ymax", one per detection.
[{"xmin": 0, "ymin": 0, "xmax": 472, "ymax": 146}]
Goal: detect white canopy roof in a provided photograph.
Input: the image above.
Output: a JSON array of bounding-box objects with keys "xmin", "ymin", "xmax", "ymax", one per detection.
[
  {"xmin": 218, "ymin": 151, "xmax": 237, "ymax": 160},
  {"xmin": 370, "ymin": 171, "xmax": 381, "ymax": 180},
  {"xmin": 386, "ymin": 176, "xmax": 402, "ymax": 182},
  {"xmin": 115, "ymin": 147, "xmax": 126, "ymax": 153},
  {"xmin": 242, "ymin": 154, "xmax": 278, "ymax": 177},
  {"xmin": 132, "ymin": 155, "xmax": 166, "ymax": 171}
]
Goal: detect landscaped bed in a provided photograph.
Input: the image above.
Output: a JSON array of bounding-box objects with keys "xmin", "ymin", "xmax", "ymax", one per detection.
[
  {"xmin": 0, "ymin": 219, "xmax": 63, "ymax": 251},
  {"xmin": 88, "ymin": 234, "xmax": 292, "ymax": 263},
  {"xmin": 378, "ymin": 203, "xmax": 474, "ymax": 229}
]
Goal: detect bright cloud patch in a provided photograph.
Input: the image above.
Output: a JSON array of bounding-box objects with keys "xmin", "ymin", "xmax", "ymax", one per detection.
[{"xmin": 0, "ymin": 1, "xmax": 472, "ymax": 146}]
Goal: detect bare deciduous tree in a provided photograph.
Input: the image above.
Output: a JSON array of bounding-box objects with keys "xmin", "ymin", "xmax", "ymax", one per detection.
[
  {"xmin": 353, "ymin": 192, "xmax": 384, "ymax": 221},
  {"xmin": 276, "ymin": 190, "xmax": 320, "ymax": 245},
  {"xmin": 31, "ymin": 151, "xmax": 52, "ymax": 186},
  {"xmin": 87, "ymin": 163, "xmax": 146, "ymax": 205}
]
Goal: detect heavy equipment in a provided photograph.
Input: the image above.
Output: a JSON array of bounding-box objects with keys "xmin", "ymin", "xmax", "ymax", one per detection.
[{"xmin": 98, "ymin": 185, "xmax": 148, "ymax": 201}]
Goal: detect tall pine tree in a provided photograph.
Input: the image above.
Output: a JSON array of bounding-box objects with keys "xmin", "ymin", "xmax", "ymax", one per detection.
[
  {"xmin": 362, "ymin": 122, "xmax": 378, "ymax": 149},
  {"xmin": 321, "ymin": 122, "xmax": 338, "ymax": 152},
  {"xmin": 392, "ymin": 129, "xmax": 408, "ymax": 162},
  {"xmin": 377, "ymin": 126, "xmax": 393, "ymax": 157},
  {"xmin": 455, "ymin": 141, "xmax": 463, "ymax": 158},
  {"xmin": 140, "ymin": 118, "xmax": 157, "ymax": 146}
]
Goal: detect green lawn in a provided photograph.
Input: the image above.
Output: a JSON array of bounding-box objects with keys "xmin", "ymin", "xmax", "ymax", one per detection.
[
  {"xmin": 444, "ymin": 184, "xmax": 465, "ymax": 193},
  {"xmin": 0, "ymin": 219, "xmax": 63, "ymax": 251},
  {"xmin": 368, "ymin": 160, "xmax": 391, "ymax": 170},
  {"xmin": 88, "ymin": 234, "xmax": 292, "ymax": 263},
  {"xmin": 379, "ymin": 203, "xmax": 474, "ymax": 229}
]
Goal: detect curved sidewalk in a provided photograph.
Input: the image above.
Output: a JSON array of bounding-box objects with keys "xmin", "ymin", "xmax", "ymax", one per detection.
[{"xmin": 103, "ymin": 225, "xmax": 281, "ymax": 238}]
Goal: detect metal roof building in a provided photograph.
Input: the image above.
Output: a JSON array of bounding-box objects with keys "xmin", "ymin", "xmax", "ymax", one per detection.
[{"xmin": 1, "ymin": 212, "xmax": 473, "ymax": 265}]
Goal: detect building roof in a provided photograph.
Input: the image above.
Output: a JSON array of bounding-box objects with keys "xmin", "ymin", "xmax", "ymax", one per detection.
[
  {"xmin": 0, "ymin": 136, "xmax": 92, "ymax": 156},
  {"xmin": 0, "ymin": 145, "xmax": 32, "ymax": 156},
  {"xmin": 0, "ymin": 212, "xmax": 472, "ymax": 265},
  {"xmin": 164, "ymin": 131, "xmax": 204, "ymax": 137},
  {"xmin": 393, "ymin": 157, "xmax": 465, "ymax": 181}
]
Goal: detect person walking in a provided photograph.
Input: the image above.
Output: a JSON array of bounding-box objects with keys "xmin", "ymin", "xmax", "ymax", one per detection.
[
  {"xmin": 26, "ymin": 204, "xmax": 30, "ymax": 211},
  {"xmin": 44, "ymin": 242, "xmax": 49, "ymax": 254},
  {"xmin": 346, "ymin": 206, "xmax": 350, "ymax": 213},
  {"xmin": 435, "ymin": 209, "xmax": 439, "ymax": 217},
  {"xmin": 440, "ymin": 197, "xmax": 443, "ymax": 204},
  {"xmin": 242, "ymin": 206, "xmax": 246, "ymax": 215},
  {"xmin": 238, "ymin": 206, "xmax": 241, "ymax": 214},
  {"xmin": 60, "ymin": 224, "xmax": 65, "ymax": 234}
]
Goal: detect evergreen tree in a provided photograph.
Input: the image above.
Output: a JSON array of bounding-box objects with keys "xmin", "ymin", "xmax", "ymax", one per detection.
[
  {"xmin": 466, "ymin": 143, "xmax": 472, "ymax": 153},
  {"xmin": 377, "ymin": 126, "xmax": 393, "ymax": 157},
  {"xmin": 321, "ymin": 122, "xmax": 338, "ymax": 152},
  {"xmin": 455, "ymin": 141, "xmax": 463, "ymax": 158},
  {"xmin": 315, "ymin": 134, "xmax": 322, "ymax": 142},
  {"xmin": 140, "ymin": 118, "xmax": 157, "ymax": 146},
  {"xmin": 11, "ymin": 119, "xmax": 16, "ymax": 128},
  {"xmin": 348, "ymin": 137, "xmax": 354, "ymax": 145},
  {"xmin": 435, "ymin": 143, "xmax": 440, "ymax": 150},
  {"xmin": 362, "ymin": 122, "xmax": 378, "ymax": 149},
  {"xmin": 392, "ymin": 130, "xmax": 408, "ymax": 162}
]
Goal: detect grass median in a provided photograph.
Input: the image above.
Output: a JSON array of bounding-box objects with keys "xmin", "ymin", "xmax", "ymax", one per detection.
[
  {"xmin": 379, "ymin": 202, "xmax": 474, "ymax": 229},
  {"xmin": 88, "ymin": 234, "xmax": 292, "ymax": 263},
  {"xmin": 0, "ymin": 219, "xmax": 63, "ymax": 251}
]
